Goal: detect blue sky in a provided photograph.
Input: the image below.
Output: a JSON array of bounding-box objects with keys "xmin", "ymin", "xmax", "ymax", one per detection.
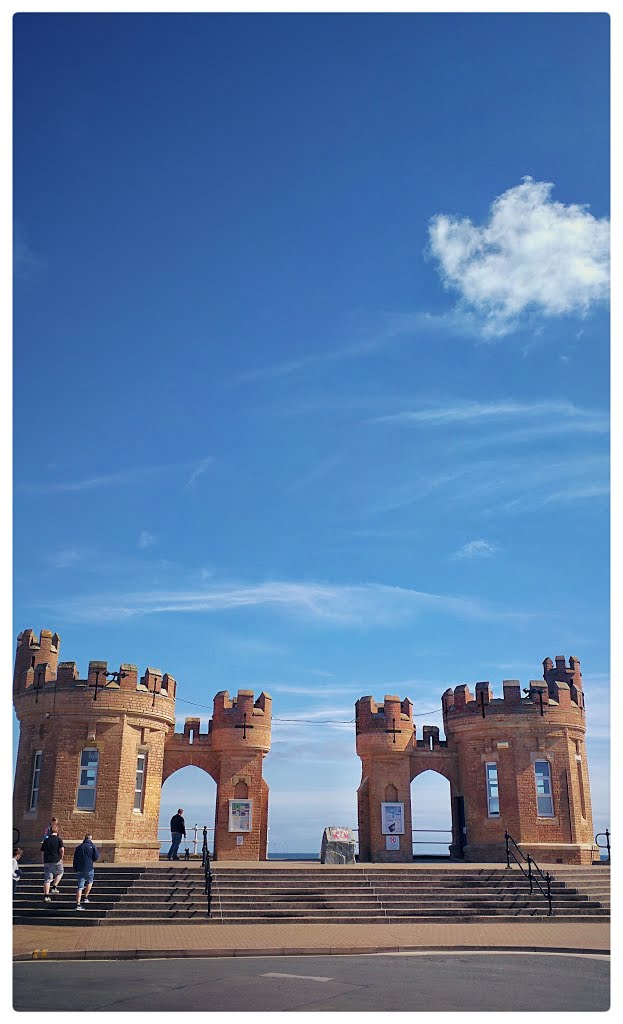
[{"xmin": 12, "ymin": 12, "xmax": 610, "ymax": 854}]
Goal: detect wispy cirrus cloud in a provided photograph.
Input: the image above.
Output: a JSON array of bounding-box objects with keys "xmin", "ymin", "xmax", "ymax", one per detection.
[
  {"xmin": 46, "ymin": 547, "xmax": 84, "ymax": 569},
  {"xmin": 186, "ymin": 457, "xmax": 214, "ymax": 489},
  {"xmin": 428, "ymin": 177, "xmax": 610, "ymax": 337},
  {"xmin": 41, "ymin": 577, "xmax": 531, "ymax": 627},
  {"xmin": 14, "ymin": 223, "xmax": 43, "ymax": 279},
  {"xmin": 138, "ymin": 530, "xmax": 157, "ymax": 549},
  {"xmin": 227, "ymin": 311, "xmax": 463, "ymax": 387},
  {"xmin": 17, "ymin": 457, "xmax": 216, "ymax": 496},
  {"xmin": 542, "ymin": 484, "xmax": 610, "ymax": 505},
  {"xmin": 369, "ymin": 398, "xmax": 608, "ymax": 434},
  {"xmin": 17, "ymin": 463, "xmax": 179, "ymax": 495},
  {"xmin": 371, "ymin": 451, "xmax": 608, "ymax": 517},
  {"xmin": 453, "ymin": 539, "xmax": 500, "ymax": 560}
]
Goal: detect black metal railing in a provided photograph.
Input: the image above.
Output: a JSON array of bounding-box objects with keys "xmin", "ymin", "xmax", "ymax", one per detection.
[
  {"xmin": 595, "ymin": 829, "xmax": 611, "ymax": 864},
  {"xmin": 412, "ymin": 828, "xmax": 453, "ymax": 853},
  {"xmin": 504, "ymin": 830, "xmax": 553, "ymax": 915},
  {"xmin": 201, "ymin": 826, "xmax": 212, "ymax": 916}
]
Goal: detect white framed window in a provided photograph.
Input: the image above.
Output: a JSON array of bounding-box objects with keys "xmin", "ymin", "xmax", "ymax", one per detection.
[
  {"xmin": 485, "ymin": 762, "xmax": 500, "ymax": 816},
  {"xmin": 133, "ymin": 751, "xmax": 148, "ymax": 811},
  {"xmin": 76, "ymin": 748, "xmax": 99, "ymax": 810},
  {"xmin": 534, "ymin": 760, "xmax": 554, "ymax": 817},
  {"xmin": 29, "ymin": 750, "xmax": 42, "ymax": 811}
]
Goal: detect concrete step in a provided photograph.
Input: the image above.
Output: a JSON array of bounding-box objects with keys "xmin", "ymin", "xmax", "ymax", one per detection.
[
  {"xmin": 104, "ymin": 897, "xmax": 607, "ymax": 913},
  {"xmin": 14, "ymin": 863, "xmax": 610, "ymax": 928}
]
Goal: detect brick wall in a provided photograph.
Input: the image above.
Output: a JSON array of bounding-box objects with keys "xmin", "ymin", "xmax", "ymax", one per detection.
[
  {"xmin": 13, "ymin": 632, "xmax": 273, "ymax": 864},
  {"xmin": 356, "ymin": 658, "xmax": 597, "ymax": 865}
]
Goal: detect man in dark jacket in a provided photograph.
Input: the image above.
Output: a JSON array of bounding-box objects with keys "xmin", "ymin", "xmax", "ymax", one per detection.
[
  {"xmin": 73, "ymin": 833, "xmax": 100, "ymax": 911},
  {"xmin": 41, "ymin": 827, "xmax": 64, "ymax": 902},
  {"xmin": 167, "ymin": 808, "xmax": 186, "ymax": 860}
]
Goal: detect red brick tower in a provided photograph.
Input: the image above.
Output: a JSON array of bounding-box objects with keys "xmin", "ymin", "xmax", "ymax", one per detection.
[
  {"xmin": 355, "ymin": 694, "xmax": 415, "ymax": 862},
  {"xmin": 356, "ymin": 656, "xmax": 597, "ymax": 865},
  {"xmin": 162, "ymin": 689, "xmax": 272, "ymax": 860},
  {"xmin": 13, "ymin": 629, "xmax": 176, "ymax": 862},
  {"xmin": 442, "ymin": 656, "xmax": 595, "ymax": 864}
]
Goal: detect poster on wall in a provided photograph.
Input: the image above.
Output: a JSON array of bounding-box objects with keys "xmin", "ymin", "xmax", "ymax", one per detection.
[
  {"xmin": 228, "ymin": 799, "xmax": 252, "ymax": 832},
  {"xmin": 381, "ymin": 802, "xmax": 405, "ymax": 835},
  {"xmin": 386, "ymin": 834, "xmax": 400, "ymax": 851}
]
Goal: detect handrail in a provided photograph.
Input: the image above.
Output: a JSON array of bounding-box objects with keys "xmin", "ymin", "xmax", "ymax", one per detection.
[
  {"xmin": 201, "ymin": 826, "xmax": 212, "ymax": 917},
  {"xmin": 595, "ymin": 829, "xmax": 611, "ymax": 863},
  {"xmin": 504, "ymin": 830, "xmax": 553, "ymax": 915}
]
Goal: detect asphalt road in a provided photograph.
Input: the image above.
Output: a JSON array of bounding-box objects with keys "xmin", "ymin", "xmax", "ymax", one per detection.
[{"xmin": 13, "ymin": 952, "xmax": 610, "ymax": 1012}]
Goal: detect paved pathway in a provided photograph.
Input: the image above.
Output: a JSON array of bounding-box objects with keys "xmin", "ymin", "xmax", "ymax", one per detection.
[{"xmin": 13, "ymin": 920, "xmax": 609, "ymax": 960}]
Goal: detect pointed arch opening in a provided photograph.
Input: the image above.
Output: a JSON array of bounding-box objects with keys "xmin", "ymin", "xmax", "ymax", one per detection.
[
  {"xmin": 410, "ymin": 769, "xmax": 453, "ymax": 859},
  {"xmin": 159, "ymin": 765, "xmax": 217, "ymax": 857}
]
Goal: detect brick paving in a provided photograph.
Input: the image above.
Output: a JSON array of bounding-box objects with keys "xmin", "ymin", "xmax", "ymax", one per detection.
[{"xmin": 13, "ymin": 920, "xmax": 610, "ymax": 961}]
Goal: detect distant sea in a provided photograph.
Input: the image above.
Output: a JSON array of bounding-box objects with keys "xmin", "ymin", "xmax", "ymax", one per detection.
[{"xmin": 269, "ymin": 853, "xmax": 319, "ymax": 860}]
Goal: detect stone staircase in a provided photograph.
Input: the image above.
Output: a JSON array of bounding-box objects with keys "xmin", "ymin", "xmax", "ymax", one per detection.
[
  {"xmin": 13, "ymin": 865, "xmax": 144, "ymax": 927},
  {"xmin": 13, "ymin": 862, "xmax": 610, "ymax": 927}
]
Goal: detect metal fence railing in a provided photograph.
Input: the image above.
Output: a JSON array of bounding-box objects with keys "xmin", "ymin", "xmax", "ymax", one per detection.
[
  {"xmin": 157, "ymin": 824, "xmax": 454, "ymax": 859},
  {"xmin": 157, "ymin": 825, "xmax": 215, "ymax": 856}
]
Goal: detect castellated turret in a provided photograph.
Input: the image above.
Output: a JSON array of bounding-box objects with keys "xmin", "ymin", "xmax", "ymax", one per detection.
[
  {"xmin": 356, "ymin": 656, "xmax": 596, "ymax": 865},
  {"xmin": 13, "ymin": 629, "xmax": 176, "ymax": 863},
  {"xmin": 161, "ymin": 689, "xmax": 272, "ymax": 860},
  {"xmin": 13, "ymin": 627, "xmax": 274, "ymax": 863}
]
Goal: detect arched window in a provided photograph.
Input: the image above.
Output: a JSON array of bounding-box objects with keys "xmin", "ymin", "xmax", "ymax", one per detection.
[{"xmin": 76, "ymin": 748, "xmax": 99, "ymax": 810}]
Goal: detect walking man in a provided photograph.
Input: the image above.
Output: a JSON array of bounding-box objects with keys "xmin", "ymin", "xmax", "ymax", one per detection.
[
  {"xmin": 12, "ymin": 847, "xmax": 23, "ymax": 895},
  {"xmin": 41, "ymin": 826, "xmax": 64, "ymax": 903},
  {"xmin": 73, "ymin": 832, "xmax": 100, "ymax": 911},
  {"xmin": 167, "ymin": 808, "xmax": 186, "ymax": 861}
]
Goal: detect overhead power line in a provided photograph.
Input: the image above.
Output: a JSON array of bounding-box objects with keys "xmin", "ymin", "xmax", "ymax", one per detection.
[{"xmin": 175, "ymin": 695, "xmax": 443, "ymax": 723}]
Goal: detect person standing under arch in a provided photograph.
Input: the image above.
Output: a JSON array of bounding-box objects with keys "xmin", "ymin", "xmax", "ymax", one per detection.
[{"xmin": 167, "ymin": 808, "xmax": 186, "ymax": 861}]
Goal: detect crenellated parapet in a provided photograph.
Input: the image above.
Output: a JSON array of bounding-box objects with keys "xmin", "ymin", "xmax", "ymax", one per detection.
[
  {"xmin": 543, "ymin": 654, "xmax": 584, "ymax": 707},
  {"xmin": 13, "ymin": 628, "xmax": 60, "ymax": 692},
  {"xmin": 12, "ymin": 629, "xmax": 177, "ymax": 863},
  {"xmin": 13, "ymin": 630, "xmax": 177, "ymax": 730},
  {"xmin": 209, "ymin": 689, "xmax": 272, "ymax": 752},
  {"xmin": 356, "ymin": 694, "xmax": 414, "ymax": 756},
  {"xmin": 442, "ymin": 659, "xmax": 585, "ymax": 730}
]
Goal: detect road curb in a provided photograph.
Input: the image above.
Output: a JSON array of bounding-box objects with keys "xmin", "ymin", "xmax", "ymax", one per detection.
[{"xmin": 13, "ymin": 943, "xmax": 610, "ymax": 962}]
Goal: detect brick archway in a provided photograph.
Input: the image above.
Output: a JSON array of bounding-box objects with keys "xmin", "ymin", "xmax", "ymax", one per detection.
[
  {"xmin": 410, "ymin": 766, "xmax": 455, "ymax": 859},
  {"xmin": 12, "ymin": 630, "xmax": 274, "ymax": 864},
  {"xmin": 162, "ymin": 694, "xmax": 272, "ymax": 861}
]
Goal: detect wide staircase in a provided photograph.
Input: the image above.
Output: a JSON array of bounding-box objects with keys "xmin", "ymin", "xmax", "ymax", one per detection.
[{"xmin": 13, "ymin": 862, "xmax": 610, "ymax": 927}]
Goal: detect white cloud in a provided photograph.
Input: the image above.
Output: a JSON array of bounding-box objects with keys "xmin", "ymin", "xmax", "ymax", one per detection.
[
  {"xmin": 371, "ymin": 399, "xmax": 608, "ymax": 432},
  {"xmin": 18, "ymin": 462, "xmax": 182, "ymax": 495},
  {"xmin": 138, "ymin": 530, "xmax": 156, "ymax": 549},
  {"xmin": 453, "ymin": 539, "xmax": 500, "ymax": 560},
  {"xmin": 542, "ymin": 484, "xmax": 609, "ymax": 505},
  {"xmin": 428, "ymin": 177, "xmax": 610, "ymax": 336},
  {"xmin": 14, "ymin": 224, "xmax": 43, "ymax": 278},
  {"xmin": 47, "ymin": 547, "xmax": 83, "ymax": 569},
  {"xmin": 186, "ymin": 457, "xmax": 214, "ymax": 489},
  {"xmin": 44, "ymin": 577, "xmax": 530, "ymax": 627}
]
